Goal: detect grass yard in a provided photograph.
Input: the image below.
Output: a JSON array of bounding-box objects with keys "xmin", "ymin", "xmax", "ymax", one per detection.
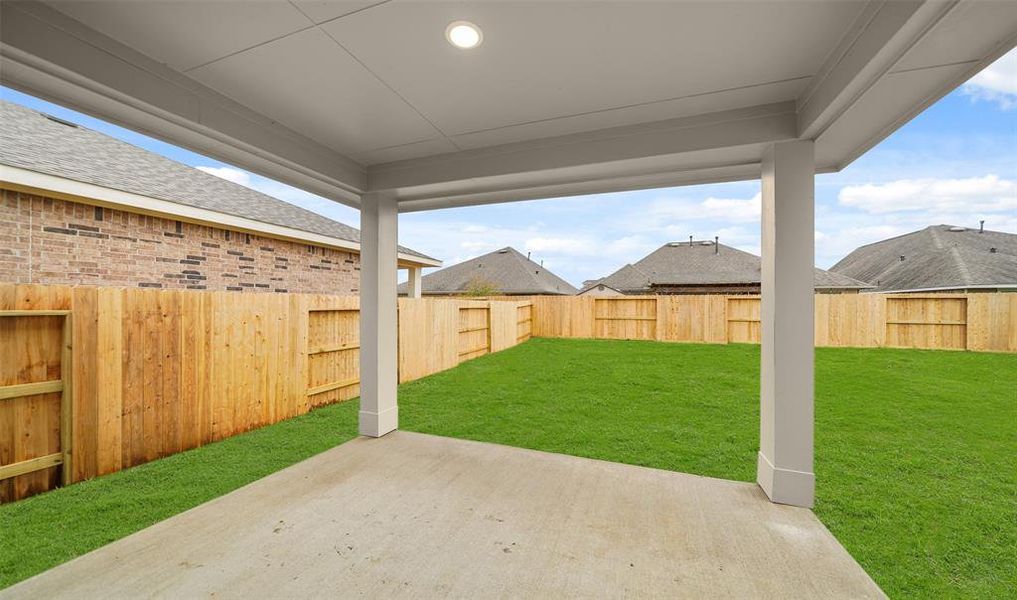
[{"xmin": 2, "ymin": 338, "xmax": 1015, "ymax": 598}]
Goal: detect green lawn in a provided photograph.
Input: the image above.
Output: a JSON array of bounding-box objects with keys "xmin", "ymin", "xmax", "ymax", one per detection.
[{"xmin": 3, "ymin": 338, "xmax": 1015, "ymax": 598}]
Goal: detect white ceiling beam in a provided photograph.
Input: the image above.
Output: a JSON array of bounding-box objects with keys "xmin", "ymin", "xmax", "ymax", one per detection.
[
  {"xmin": 396, "ymin": 162, "xmax": 774, "ymax": 213},
  {"xmin": 369, "ymin": 103, "xmax": 798, "ymax": 206},
  {"xmin": 797, "ymin": 0, "xmax": 958, "ymax": 140},
  {"xmin": 0, "ymin": 1, "xmax": 366, "ymax": 206}
]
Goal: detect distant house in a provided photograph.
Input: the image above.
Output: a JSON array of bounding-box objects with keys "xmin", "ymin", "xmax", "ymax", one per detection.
[
  {"xmin": 579, "ymin": 240, "xmax": 870, "ymax": 295},
  {"xmin": 398, "ymin": 247, "xmax": 577, "ymax": 296},
  {"xmin": 579, "ymin": 281, "xmax": 625, "ymax": 297},
  {"xmin": 830, "ymin": 224, "xmax": 1017, "ymax": 293},
  {"xmin": 0, "ymin": 101, "xmax": 439, "ymax": 293}
]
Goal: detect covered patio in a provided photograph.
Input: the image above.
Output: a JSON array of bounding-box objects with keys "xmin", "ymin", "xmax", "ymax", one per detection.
[
  {"xmin": 0, "ymin": 432, "xmax": 883, "ymax": 599},
  {"xmin": 2, "ymin": 0, "xmax": 1014, "ymax": 595}
]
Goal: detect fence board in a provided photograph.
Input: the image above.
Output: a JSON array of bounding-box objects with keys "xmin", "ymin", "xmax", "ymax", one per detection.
[
  {"xmin": 531, "ymin": 296, "xmax": 595, "ymax": 338},
  {"xmin": 726, "ymin": 297, "xmax": 761, "ymax": 344},
  {"xmin": 516, "ymin": 303, "xmax": 533, "ymax": 342},
  {"xmin": 885, "ymin": 296, "xmax": 967, "ymax": 350},
  {"xmin": 658, "ymin": 296, "xmax": 729, "ymax": 343},
  {"xmin": 96, "ymin": 288, "xmax": 123, "ymax": 476},
  {"xmin": 397, "ymin": 298, "xmax": 458, "ymax": 383},
  {"xmin": 594, "ymin": 297, "xmax": 657, "ymax": 340},
  {"xmin": 490, "ymin": 302, "xmax": 518, "ymax": 352}
]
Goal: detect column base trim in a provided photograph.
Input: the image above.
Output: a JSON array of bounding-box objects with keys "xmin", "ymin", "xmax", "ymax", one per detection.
[
  {"xmin": 757, "ymin": 451, "xmax": 815, "ymax": 508},
  {"xmin": 359, "ymin": 405, "xmax": 398, "ymax": 438}
]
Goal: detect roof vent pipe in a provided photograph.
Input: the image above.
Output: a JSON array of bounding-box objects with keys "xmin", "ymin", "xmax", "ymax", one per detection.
[
  {"xmin": 689, "ymin": 235, "xmax": 693, "ymax": 247},
  {"xmin": 527, "ymin": 251, "xmax": 531, "ymax": 260},
  {"xmin": 980, "ymin": 220, "xmax": 985, "ymax": 233},
  {"xmin": 715, "ymin": 236, "xmax": 719, "ymax": 254}
]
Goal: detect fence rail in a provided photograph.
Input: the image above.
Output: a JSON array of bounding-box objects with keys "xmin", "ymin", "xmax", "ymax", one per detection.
[
  {"xmin": 0, "ymin": 284, "xmax": 530, "ymax": 502},
  {"xmin": 532, "ymin": 293, "xmax": 1017, "ymax": 352}
]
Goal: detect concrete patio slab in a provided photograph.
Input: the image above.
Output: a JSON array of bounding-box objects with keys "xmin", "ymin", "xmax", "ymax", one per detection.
[{"xmin": 3, "ymin": 432, "xmax": 885, "ymax": 599}]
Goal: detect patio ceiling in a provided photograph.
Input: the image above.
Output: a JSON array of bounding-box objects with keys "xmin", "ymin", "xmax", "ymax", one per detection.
[{"xmin": 2, "ymin": 1, "xmax": 1014, "ymax": 211}]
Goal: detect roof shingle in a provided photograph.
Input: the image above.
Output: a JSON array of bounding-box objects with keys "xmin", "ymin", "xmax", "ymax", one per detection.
[
  {"xmin": 583, "ymin": 241, "xmax": 870, "ymax": 293},
  {"xmin": 830, "ymin": 225, "xmax": 1017, "ymax": 292},
  {"xmin": 0, "ymin": 100, "xmax": 433, "ymax": 260}
]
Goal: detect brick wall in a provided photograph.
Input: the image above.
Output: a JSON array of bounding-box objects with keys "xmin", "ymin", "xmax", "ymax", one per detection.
[{"xmin": 0, "ymin": 188, "xmax": 361, "ymax": 293}]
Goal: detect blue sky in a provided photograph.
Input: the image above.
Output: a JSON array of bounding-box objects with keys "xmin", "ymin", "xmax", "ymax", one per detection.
[{"xmin": 2, "ymin": 49, "xmax": 1014, "ymax": 286}]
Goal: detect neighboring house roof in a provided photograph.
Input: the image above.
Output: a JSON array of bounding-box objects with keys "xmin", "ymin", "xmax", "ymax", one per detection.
[
  {"xmin": 0, "ymin": 100, "xmax": 438, "ymax": 266},
  {"xmin": 578, "ymin": 264, "xmax": 651, "ymax": 294},
  {"xmin": 576, "ymin": 281, "xmax": 625, "ymax": 296},
  {"xmin": 830, "ymin": 225, "xmax": 1017, "ymax": 292},
  {"xmin": 582, "ymin": 241, "xmax": 870, "ymax": 293},
  {"xmin": 399, "ymin": 247, "xmax": 578, "ymax": 295}
]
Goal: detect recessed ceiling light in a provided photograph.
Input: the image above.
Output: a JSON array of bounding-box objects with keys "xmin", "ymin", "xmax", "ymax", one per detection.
[{"xmin": 446, "ymin": 21, "xmax": 482, "ymax": 49}]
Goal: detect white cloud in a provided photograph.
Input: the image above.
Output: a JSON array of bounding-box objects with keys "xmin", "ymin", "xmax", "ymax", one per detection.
[
  {"xmin": 524, "ymin": 237, "xmax": 597, "ymax": 255},
  {"xmin": 963, "ymin": 48, "xmax": 1017, "ymax": 110},
  {"xmin": 699, "ymin": 193, "xmax": 762, "ymax": 221},
  {"xmin": 646, "ymin": 192, "xmax": 761, "ymax": 224},
  {"xmin": 602, "ymin": 235, "xmax": 659, "ymax": 258},
  {"xmin": 196, "ymin": 165, "xmax": 251, "ymax": 186},
  {"xmin": 460, "ymin": 240, "xmax": 500, "ymax": 253},
  {"xmin": 838, "ymin": 175, "xmax": 1017, "ymax": 214}
]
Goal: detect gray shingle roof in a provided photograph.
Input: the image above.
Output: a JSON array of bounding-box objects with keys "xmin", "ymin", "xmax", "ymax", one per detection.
[
  {"xmin": 0, "ymin": 100, "xmax": 433, "ymax": 261},
  {"xmin": 399, "ymin": 247, "xmax": 578, "ymax": 295},
  {"xmin": 830, "ymin": 225, "xmax": 1017, "ymax": 292},
  {"xmin": 582, "ymin": 241, "xmax": 870, "ymax": 293}
]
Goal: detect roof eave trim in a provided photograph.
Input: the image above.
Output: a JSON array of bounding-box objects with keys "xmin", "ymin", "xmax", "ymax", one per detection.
[
  {"xmin": 817, "ymin": 285, "xmax": 875, "ymax": 290},
  {"xmin": 0, "ymin": 165, "xmax": 441, "ymax": 268},
  {"xmin": 870, "ymin": 284, "xmax": 1017, "ymax": 294}
]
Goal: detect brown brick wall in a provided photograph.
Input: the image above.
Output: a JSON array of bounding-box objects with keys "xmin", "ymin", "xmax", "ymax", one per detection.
[{"xmin": 0, "ymin": 188, "xmax": 361, "ymax": 293}]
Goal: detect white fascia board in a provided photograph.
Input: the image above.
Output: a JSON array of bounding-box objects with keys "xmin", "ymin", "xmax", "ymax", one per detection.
[
  {"xmin": 0, "ymin": 1, "xmax": 365, "ymax": 206},
  {"xmin": 1, "ymin": 165, "xmax": 440, "ymax": 268},
  {"xmin": 371, "ymin": 103, "xmax": 797, "ymax": 205}
]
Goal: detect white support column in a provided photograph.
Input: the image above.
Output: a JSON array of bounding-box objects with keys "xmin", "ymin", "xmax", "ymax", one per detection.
[
  {"xmin": 757, "ymin": 140, "xmax": 816, "ymax": 508},
  {"xmin": 407, "ymin": 266, "xmax": 423, "ymax": 299},
  {"xmin": 359, "ymin": 192, "xmax": 399, "ymax": 437}
]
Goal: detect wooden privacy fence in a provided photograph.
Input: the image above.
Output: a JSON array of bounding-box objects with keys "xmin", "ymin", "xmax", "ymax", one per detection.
[
  {"xmin": 4, "ymin": 284, "xmax": 1011, "ymax": 502},
  {"xmin": 0, "ymin": 283, "xmax": 531, "ymax": 502},
  {"xmin": 531, "ymin": 293, "xmax": 1017, "ymax": 352}
]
